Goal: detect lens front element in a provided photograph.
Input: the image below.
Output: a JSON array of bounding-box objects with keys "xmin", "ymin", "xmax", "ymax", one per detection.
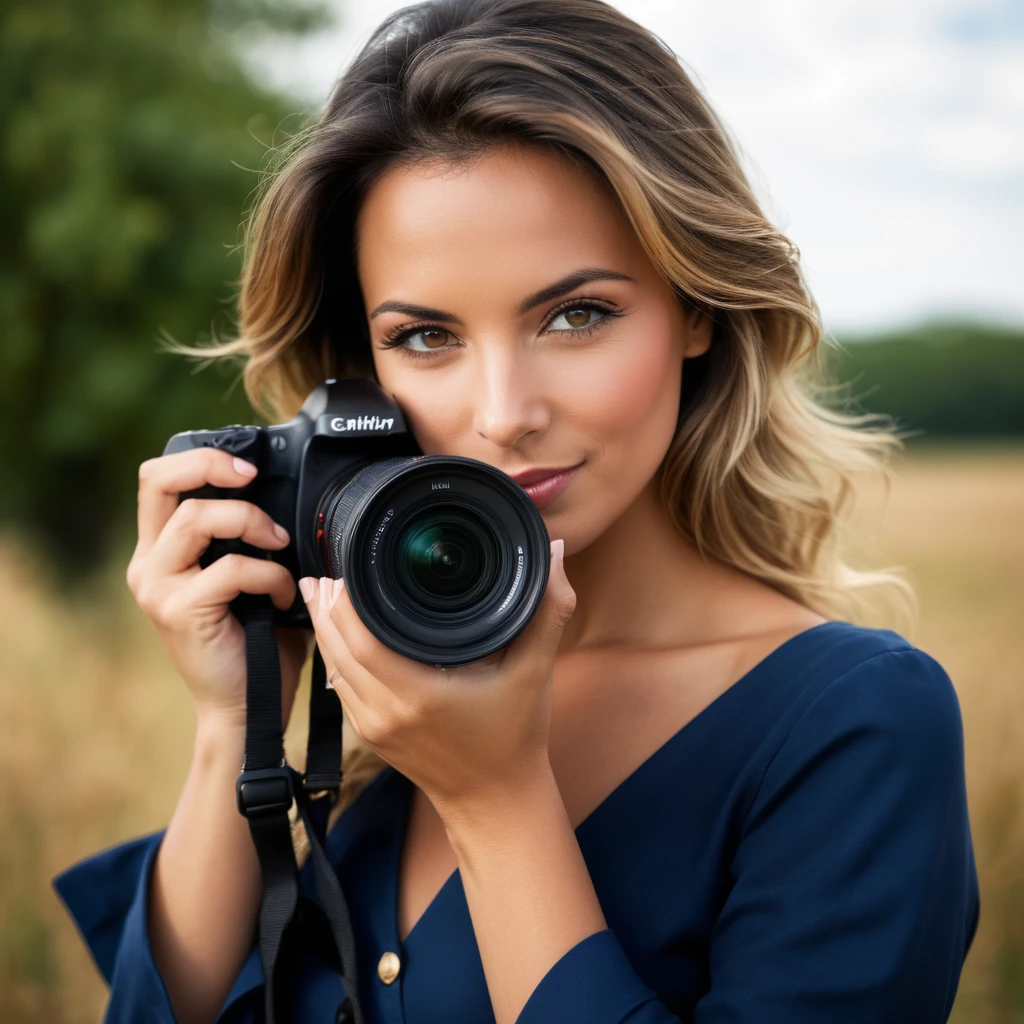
[{"xmin": 397, "ymin": 505, "xmax": 499, "ymax": 610}]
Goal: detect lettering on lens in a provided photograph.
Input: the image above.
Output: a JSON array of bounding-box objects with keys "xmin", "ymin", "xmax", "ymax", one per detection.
[
  {"xmin": 369, "ymin": 508, "xmax": 395, "ymax": 565},
  {"xmin": 496, "ymin": 546, "xmax": 525, "ymax": 614},
  {"xmin": 431, "ymin": 480, "xmax": 450, "ymax": 490},
  {"xmin": 330, "ymin": 415, "xmax": 395, "ymax": 432}
]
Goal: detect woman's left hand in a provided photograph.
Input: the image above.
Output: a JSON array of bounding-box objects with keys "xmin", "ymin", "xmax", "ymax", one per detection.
[{"xmin": 298, "ymin": 538, "xmax": 576, "ymax": 821}]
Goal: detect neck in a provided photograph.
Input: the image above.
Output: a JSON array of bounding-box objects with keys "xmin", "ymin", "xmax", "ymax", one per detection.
[{"xmin": 556, "ymin": 476, "xmax": 749, "ymax": 654}]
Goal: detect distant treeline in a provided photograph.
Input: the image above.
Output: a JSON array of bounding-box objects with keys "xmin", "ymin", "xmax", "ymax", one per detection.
[{"xmin": 825, "ymin": 321, "xmax": 1024, "ymax": 442}]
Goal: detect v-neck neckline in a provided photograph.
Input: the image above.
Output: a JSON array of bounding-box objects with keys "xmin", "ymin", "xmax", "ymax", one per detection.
[{"xmin": 386, "ymin": 619, "xmax": 841, "ymax": 950}]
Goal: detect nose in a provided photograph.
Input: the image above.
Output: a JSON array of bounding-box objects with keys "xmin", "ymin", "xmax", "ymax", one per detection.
[{"xmin": 472, "ymin": 345, "xmax": 550, "ymax": 449}]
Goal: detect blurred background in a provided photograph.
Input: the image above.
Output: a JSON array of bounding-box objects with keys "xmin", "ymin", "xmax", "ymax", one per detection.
[{"xmin": 1, "ymin": 0, "xmax": 1021, "ymax": 1020}]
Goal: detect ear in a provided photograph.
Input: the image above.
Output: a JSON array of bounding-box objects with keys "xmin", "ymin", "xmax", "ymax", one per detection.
[{"xmin": 682, "ymin": 305, "xmax": 713, "ymax": 358}]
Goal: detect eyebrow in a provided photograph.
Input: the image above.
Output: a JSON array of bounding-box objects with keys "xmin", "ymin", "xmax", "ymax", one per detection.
[{"xmin": 367, "ymin": 267, "xmax": 635, "ymax": 322}]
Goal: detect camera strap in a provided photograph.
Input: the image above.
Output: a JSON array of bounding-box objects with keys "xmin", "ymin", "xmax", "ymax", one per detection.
[{"xmin": 235, "ymin": 597, "xmax": 365, "ymax": 1024}]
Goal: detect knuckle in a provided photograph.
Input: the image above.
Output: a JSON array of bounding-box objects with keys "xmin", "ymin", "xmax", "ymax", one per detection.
[
  {"xmin": 205, "ymin": 446, "xmax": 229, "ymax": 475},
  {"xmin": 134, "ymin": 580, "xmax": 160, "ymax": 618},
  {"xmin": 248, "ymin": 502, "xmax": 270, "ymax": 529},
  {"xmin": 138, "ymin": 457, "xmax": 159, "ymax": 484},
  {"xmin": 176, "ymin": 497, "xmax": 201, "ymax": 525},
  {"xmin": 218, "ymin": 551, "xmax": 245, "ymax": 575},
  {"xmin": 400, "ymin": 689, "xmax": 432, "ymax": 724},
  {"xmin": 358, "ymin": 708, "xmax": 389, "ymax": 746},
  {"xmin": 275, "ymin": 566, "xmax": 297, "ymax": 596}
]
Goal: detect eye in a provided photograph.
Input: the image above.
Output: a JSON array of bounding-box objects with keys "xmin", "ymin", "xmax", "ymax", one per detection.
[
  {"xmin": 387, "ymin": 327, "xmax": 454, "ymax": 356},
  {"xmin": 546, "ymin": 303, "xmax": 613, "ymax": 332}
]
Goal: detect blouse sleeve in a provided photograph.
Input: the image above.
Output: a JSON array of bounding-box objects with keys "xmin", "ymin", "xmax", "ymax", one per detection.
[
  {"xmin": 53, "ymin": 831, "xmax": 180, "ymax": 1022},
  {"xmin": 52, "ymin": 830, "xmax": 263, "ymax": 1023},
  {"xmin": 516, "ymin": 648, "xmax": 980, "ymax": 1024}
]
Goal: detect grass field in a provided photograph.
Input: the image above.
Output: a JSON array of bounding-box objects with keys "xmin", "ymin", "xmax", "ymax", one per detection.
[{"xmin": 1, "ymin": 447, "xmax": 1022, "ymax": 1022}]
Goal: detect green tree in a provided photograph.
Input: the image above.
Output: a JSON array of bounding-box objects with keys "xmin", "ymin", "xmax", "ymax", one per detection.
[
  {"xmin": 826, "ymin": 321, "xmax": 1024, "ymax": 442},
  {"xmin": 0, "ymin": 0, "xmax": 330, "ymax": 572}
]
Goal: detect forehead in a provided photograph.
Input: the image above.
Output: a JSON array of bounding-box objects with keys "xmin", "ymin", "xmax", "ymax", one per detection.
[{"xmin": 354, "ymin": 145, "xmax": 643, "ymax": 298}]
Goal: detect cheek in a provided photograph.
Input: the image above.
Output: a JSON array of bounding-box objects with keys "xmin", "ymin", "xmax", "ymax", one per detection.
[
  {"xmin": 371, "ymin": 358, "xmax": 468, "ymax": 453},
  {"xmin": 567, "ymin": 312, "xmax": 682, "ymax": 442}
]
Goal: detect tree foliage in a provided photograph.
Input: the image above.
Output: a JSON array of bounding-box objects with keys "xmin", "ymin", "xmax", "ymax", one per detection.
[
  {"xmin": 0, "ymin": 0, "xmax": 328, "ymax": 572},
  {"xmin": 826, "ymin": 321, "xmax": 1024, "ymax": 443}
]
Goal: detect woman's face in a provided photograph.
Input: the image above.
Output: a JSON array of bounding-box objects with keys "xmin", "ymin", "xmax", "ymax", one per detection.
[{"xmin": 356, "ymin": 144, "xmax": 711, "ymax": 553}]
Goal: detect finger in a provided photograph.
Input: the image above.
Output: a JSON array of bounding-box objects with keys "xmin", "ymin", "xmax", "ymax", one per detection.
[
  {"xmin": 501, "ymin": 538, "xmax": 576, "ymax": 673},
  {"xmin": 323, "ymin": 576, "xmax": 435, "ymax": 698},
  {"xmin": 324, "ymin": 657, "xmax": 373, "ymax": 739},
  {"xmin": 173, "ymin": 553, "xmax": 296, "ymax": 613},
  {"xmin": 136, "ymin": 448, "xmax": 259, "ymax": 554},
  {"xmin": 148, "ymin": 499, "xmax": 289, "ymax": 575},
  {"xmin": 310, "ymin": 576, "xmax": 379, "ymax": 700},
  {"xmin": 300, "ymin": 577, "xmax": 376, "ymax": 725}
]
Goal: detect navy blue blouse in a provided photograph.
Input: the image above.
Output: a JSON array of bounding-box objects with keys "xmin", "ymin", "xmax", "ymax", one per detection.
[{"xmin": 54, "ymin": 621, "xmax": 980, "ymax": 1023}]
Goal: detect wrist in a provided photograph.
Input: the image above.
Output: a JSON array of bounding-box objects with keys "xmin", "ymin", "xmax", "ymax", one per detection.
[
  {"xmin": 193, "ymin": 709, "xmax": 247, "ymax": 772},
  {"xmin": 434, "ymin": 759, "xmax": 564, "ymax": 853}
]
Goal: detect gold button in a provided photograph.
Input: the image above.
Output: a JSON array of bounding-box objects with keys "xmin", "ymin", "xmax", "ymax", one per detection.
[{"xmin": 377, "ymin": 950, "xmax": 401, "ymax": 985}]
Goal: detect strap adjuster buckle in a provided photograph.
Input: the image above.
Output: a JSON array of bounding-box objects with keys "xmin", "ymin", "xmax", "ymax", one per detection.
[{"xmin": 236, "ymin": 766, "xmax": 294, "ymax": 819}]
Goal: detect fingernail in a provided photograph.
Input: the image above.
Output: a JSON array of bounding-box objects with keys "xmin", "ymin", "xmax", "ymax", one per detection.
[
  {"xmin": 332, "ymin": 577, "xmax": 345, "ymax": 604},
  {"xmin": 233, "ymin": 457, "xmax": 257, "ymax": 477},
  {"xmin": 274, "ymin": 523, "xmax": 289, "ymax": 543},
  {"xmin": 551, "ymin": 538, "xmax": 565, "ymax": 561},
  {"xmin": 298, "ymin": 577, "xmax": 315, "ymax": 602}
]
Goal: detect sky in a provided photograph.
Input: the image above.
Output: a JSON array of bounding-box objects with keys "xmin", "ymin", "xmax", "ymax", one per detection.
[{"xmin": 238, "ymin": 0, "xmax": 1024, "ymax": 335}]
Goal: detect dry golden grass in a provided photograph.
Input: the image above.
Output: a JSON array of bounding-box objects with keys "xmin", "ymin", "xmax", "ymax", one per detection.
[{"xmin": 0, "ymin": 446, "xmax": 1021, "ymax": 1022}]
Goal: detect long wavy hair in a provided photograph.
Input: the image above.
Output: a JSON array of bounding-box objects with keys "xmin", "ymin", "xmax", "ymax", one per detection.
[{"xmin": 175, "ymin": 0, "xmax": 914, "ymax": 837}]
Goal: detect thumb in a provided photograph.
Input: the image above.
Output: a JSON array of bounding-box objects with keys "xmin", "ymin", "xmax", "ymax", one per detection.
[
  {"xmin": 546, "ymin": 538, "xmax": 577, "ymax": 628},
  {"xmin": 507, "ymin": 538, "xmax": 577, "ymax": 670}
]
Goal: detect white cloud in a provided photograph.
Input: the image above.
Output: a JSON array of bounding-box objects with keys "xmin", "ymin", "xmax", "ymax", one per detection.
[{"xmin": 239, "ymin": 0, "xmax": 1024, "ymax": 333}]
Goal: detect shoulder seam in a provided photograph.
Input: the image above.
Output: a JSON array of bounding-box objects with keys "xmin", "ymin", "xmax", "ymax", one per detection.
[{"xmin": 743, "ymin": 646, "xmax": 925, "ymax": 828}]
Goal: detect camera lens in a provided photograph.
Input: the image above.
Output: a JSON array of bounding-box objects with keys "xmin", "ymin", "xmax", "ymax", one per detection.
[
  {"xmin": 396, "ymin": 506, "xmax": 499, "ymax": 609},
  {"xmin": 315, "ymin": 456, "xmax": 549, "ymax": 665}
]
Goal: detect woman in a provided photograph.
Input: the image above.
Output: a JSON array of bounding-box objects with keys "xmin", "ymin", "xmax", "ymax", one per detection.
[{"xmin": 54, "ymin": 1, "xmax": 979, "ymax": 1022}]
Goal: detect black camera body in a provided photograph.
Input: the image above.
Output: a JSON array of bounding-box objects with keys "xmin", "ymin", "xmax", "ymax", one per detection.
[
  {"xmin": 164, "ymin": 378, "xmax": 420, "ymax": 620},
  {"xmin": 163, "ymin": 378, "xmax": 550, "ymax": 666}
]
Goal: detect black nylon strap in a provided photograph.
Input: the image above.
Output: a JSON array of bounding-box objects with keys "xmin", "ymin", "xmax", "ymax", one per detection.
[
  {"xmin": 301, "ymin": 640, "xmax": 365, "ymax": 1022},
  {"xmin": 304, "ymin": 646, "xmax": 342, "ymax": 793},
  {"xmin": 238, "ymin": 601, "xmax": 365, "ymax": 1023},
  {"xmin": 239, "ymin": 599, "xmax": 297, "ymax": 1023},
  {"xmin": 243, "ymin": 601, "xmax": 285, "ymax": 772},
  {"xmin": 298, "ymin": 798, "xmax": 366, "ymax": 1024},
  {"xmin": 248, "ymin": 807, "xmax": 301, "ymax": 1023}
]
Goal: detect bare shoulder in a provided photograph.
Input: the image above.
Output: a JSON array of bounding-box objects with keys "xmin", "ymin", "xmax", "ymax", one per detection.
[
  {"xmin": 549, "ymin": 589, "xmax": 830, "ymax": 826},
  {"xmin": 718, "ymin": 596, "xmax": 830, "ymax": 684}
]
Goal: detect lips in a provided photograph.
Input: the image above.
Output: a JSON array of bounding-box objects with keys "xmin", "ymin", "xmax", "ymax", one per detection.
[
  {"xmin": 509, "ymin": 463, "xmax": 584, "ymax": 487},
  {"xmin": 509, "ymin": 461, "xmax": 585, "ymax": 509}
]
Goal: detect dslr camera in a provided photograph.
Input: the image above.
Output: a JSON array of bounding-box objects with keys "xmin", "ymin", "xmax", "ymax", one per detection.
[{"xmin": 163, "ymin": 378, "xmax": 550, "ymax": 666}]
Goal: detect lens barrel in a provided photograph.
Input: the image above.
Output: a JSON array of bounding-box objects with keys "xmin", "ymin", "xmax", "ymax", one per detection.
[{"xmin": 315, "ymin": 456, "xmax": 550, "ymax": 666}]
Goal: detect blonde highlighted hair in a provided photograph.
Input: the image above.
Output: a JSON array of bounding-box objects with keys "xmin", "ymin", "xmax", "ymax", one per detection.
[{"xmin": 177, "ymin": 0, "xmax": 914, "ymax": 832}]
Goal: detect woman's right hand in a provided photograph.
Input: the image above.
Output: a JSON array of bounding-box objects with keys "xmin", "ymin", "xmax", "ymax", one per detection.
[{"xmin": 125, "ymin": 447, "xmax": 310, "ymax": 728}]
